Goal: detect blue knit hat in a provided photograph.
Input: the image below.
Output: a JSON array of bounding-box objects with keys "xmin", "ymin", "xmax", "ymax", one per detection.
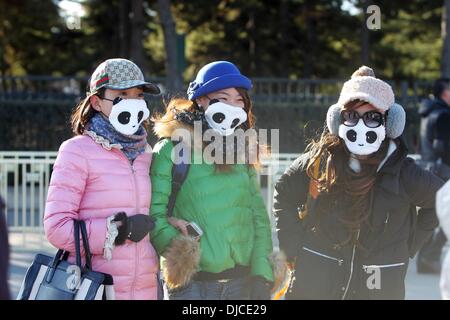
[{"xmin": 187, "ymin": 61, "xmax": 252, "ymax": 100}]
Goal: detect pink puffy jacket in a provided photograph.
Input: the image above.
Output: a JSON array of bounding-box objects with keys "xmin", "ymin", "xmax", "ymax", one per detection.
[{"xmin": 44, "ymin": 135, "xmax": 159, "ymax": 300}]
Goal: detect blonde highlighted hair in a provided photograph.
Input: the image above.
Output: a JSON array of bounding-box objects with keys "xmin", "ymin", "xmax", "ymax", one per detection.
[{"xmin": 152, "ymin": 88, "xmax": 267, "ymax": 171}]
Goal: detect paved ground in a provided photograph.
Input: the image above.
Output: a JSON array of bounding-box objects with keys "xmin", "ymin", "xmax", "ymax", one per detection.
[
  {"xmin": 405, "ymin": 253, "xmax": 443, "ymax": 300},
  {"xmin": 7, "ymin": 232, "xmax": 444, "ymax": 300}
]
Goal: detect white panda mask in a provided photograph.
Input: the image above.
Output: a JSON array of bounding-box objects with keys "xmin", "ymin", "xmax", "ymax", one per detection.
[
  {"xmin": 108, "ymin": 98, "xmax": 149, "ymax": 136},
  {"xmin": 204, "ymin": 100, "xmax": 247, "ymax": 136},
  {"xmin": 338, "ymin": 118, "xmax": 386, "ymax": 156}
]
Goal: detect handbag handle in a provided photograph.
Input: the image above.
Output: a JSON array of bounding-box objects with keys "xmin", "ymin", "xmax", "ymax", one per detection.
[
  {"xmin": 46, "ymin": 222, "xmax": 80, "ymax": 284},
  {"xmin": 45, "ymin": 250, "xmax": 70, "ymax": 283},
  {"xmin": 74, "ymin": 220, "xmax": 93, "ymax": 271},
  {"xmin": 45, "ymin": 220, "xmax": 92, "ymax": 284},
  {"xmin": 74, "ymin": 220, "xmax": 82, "ymax": 269},
  {"xmin": 78, "ymin": 220, "xmax": 92, "ymax": 270},
  {"xmin": 48, "ymin": 250, "xmax": 70, "ymax": 272}
]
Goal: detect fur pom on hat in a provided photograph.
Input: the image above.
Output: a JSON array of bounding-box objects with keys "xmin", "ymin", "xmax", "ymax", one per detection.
[
  {"xmin": 337, "ymin": 66, "xmax": 394, "ymax": 112},
  {"xmin": 351, "ymin": 65, "xmax": 375, "ymax": 78}
]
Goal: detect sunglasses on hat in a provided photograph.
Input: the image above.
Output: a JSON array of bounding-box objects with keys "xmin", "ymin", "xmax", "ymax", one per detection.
[{"xmin": 341, "ymin": 110, "xmax": 385, "ymax": 128}]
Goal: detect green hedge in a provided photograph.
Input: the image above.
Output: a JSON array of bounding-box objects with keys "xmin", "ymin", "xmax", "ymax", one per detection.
[{"xmin": 0, "ymin": 100, "xmax": 421, "ymax": 153}]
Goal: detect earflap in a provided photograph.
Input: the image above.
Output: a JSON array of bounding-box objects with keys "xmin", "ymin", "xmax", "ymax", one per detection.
[
  {"xmin": 326, "ymin": 104, "xmax": 342, "ymax": 135},
  {"xmin": 385, "ymin": 103, "xmax": 406, "ymax": 139}
]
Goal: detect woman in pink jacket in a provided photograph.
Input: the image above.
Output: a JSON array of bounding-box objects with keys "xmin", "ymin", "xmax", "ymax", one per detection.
[{"xmin": 44, "ymin": 58, "xmax": 161, "ymax": 300}]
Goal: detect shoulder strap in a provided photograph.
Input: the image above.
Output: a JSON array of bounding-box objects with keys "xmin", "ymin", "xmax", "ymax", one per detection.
[{"xmin": 165, "ymin": 139, "xmax": 190, "ymax": 218}]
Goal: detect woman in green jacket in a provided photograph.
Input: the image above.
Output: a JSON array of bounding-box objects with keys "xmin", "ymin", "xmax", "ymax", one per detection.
[{"xmin": 150, "ymin": 61, "xmax": 282, "ymax": 300}]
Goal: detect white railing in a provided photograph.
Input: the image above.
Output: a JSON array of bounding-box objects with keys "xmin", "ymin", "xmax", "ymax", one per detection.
[
  {"xmin": 0, "ymin": 152, "xmax": 57, "ymax": 247},
  {"xmin": 0, "ymin": 151, "xmax": 421, "ymax": 249}
]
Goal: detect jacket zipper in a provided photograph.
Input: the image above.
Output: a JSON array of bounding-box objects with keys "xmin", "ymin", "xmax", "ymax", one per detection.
[
  {"xmin": 111, "ymin": 149, "xmax": 142, "ymax": 299},
  {"xmin": 362, "ymin": 262, "xmax": 405, "ymax": 271},
  {"xmin": 383, "ymin": 212, "xmax": 390, "ymax": 233},
  {"xmin": 129, "ymin": 161, "xmax": 139, "ymax": 300},
  {"xmin": 116, "ymin": 150, "xmax": 141, "ymax": 299},
  {"xmin": 342, "ymin": 228, "xmax": 360, "ymax": 300},
  {"xmin": 302, "ymin": 247, "xmax": 344, "ymax": 266}
]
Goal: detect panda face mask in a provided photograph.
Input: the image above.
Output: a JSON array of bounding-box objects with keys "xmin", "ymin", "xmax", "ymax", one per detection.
[
  {"xmin": 204, "ymin": 100, "xmax": 247, "ymax": 136},
  {"xmin": 338, "ymin": 115, "xmax": 386, "ymax": 156},
  {"xmin": 107, "ymin": 98, "xmax": 149, "ymax": 136}
]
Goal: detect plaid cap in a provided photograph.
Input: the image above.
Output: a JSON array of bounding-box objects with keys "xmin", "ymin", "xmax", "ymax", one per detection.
[{"xmin": 89, "ymin": 58, "xmax": 160, "ymax": 95}]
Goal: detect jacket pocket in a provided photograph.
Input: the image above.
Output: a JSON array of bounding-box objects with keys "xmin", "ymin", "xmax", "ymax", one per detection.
[
  {"xmin": 292, "ymin": 246, "xmax": 345, "ymax": 299},
  {"xmin": 302, "ymin": 247, "xmax": 344, "ymax": 266},
  {"xmin": 362, "ymin": 262, "xmax": 405, "ymax": 270},
  {"xmin": 362, "ymin": 262, "xmax": 408, "ymax": 300}
]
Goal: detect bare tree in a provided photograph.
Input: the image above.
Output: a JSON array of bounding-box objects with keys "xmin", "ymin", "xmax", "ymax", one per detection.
[
  {"xmin": 247, "ymin": 11, "xmax": 257, "ymax": 75},
  {"xmin": 130, "ymin": 0, "xmax": 148, "ymax": 72},
  {"xmin": 303, "ymin": 0, "xmax": 317, "ymax": 78},
  {"xmin": 442, "ymin": 0, "xmax": 450, "ymax": 77},
  {"xmin": 119, "ymin": 0, "xmax": 131, "ymax": 58},
  {"xmin": 157, "ymin": 0, "xmax": 183, "ymax": 92},
  {"xmin": 278, "ymin": 0, "xmax": 289, "ymax": 77},
  {"xmin": 360, "ymin": 0, "xmax": 373, "ymax": 65}
]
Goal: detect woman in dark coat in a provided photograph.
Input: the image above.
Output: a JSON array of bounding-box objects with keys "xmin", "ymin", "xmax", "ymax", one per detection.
[
  {"xmin": 274, "ymin": 66, "xmax": 444, "ymax": 300},
  {"xmin": 0, "ymin": 196, "xmax": 10, "ymax": 300}
]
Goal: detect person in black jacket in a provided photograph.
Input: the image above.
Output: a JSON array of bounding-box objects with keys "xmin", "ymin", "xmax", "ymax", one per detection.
[
  {"xmin": 419, "ymin": 78, "xmax": 450, "ymax": 166},
  {"xmin": 274, "ymin": 66, "xmax": 443, "ymax": 300},
  {"xmin": 0, "ymin": 196, "xmax": 10, "ymax": 300},
  {"xmin": 416, "ymin": 78, "xmax": 450, "ymax": 274}
]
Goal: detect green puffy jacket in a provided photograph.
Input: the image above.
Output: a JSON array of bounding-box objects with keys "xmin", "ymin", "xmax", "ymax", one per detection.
[{"xmin": 150, "ymin": 138, "xmax": 274, "ymax": 282}]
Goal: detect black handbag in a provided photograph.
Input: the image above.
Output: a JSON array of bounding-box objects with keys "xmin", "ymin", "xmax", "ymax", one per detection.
[{"xmin": 17, "ymin": 220, "xmax": 114, "ymax": 300}]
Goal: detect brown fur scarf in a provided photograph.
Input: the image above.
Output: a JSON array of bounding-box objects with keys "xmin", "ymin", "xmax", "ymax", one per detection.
[{"xmin": 162, "ymin": 235, "xmax": 201, "ymax": 290}]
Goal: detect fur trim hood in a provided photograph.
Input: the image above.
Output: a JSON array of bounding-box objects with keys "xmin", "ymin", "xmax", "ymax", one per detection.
[{"xmin": 153, "ymin": 117, "xmax": 194, "ymax": 140}]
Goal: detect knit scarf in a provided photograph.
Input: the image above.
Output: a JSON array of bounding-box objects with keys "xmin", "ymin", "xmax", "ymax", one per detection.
[{"xmin": 85, "ymin": 113, "xmax": 148, "ymax": 162}]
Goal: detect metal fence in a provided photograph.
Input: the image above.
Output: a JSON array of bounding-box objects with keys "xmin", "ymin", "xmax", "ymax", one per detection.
[
  {"xmin": 0, "ymin": 76, "xmax": 434, "ymax": 107},
  {"xmin": 0, "ymin": 75, "xmax": 166, "ymax": 102},
  {"xmin": 0, "ymin": 152, "xmax": 56, "ymax": 235},
  {"xmin": 0, "ymin": 151, "xmax": 420, "ymax": 249},
  {"xmin": 0, "ymin": 151, "xmax": 298, "ymax": 236}
]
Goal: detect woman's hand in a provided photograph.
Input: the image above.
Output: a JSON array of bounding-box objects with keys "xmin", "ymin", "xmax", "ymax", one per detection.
[
  {"xmin": 112, "ymin": 212, "xmax": 155, "ymax": 245},
  {"xmin": 168, "ymin": 217, "xmax": 189, "ymax": 236}
]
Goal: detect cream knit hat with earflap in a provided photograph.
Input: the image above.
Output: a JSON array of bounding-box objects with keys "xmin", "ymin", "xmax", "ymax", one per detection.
[
  {"xmin": 326, "ymin": 66, "xmax": 405, "ymax": 139},
  {"xmin": 337, "ymin": 66, "xmax": 394, "ymax": 112}
]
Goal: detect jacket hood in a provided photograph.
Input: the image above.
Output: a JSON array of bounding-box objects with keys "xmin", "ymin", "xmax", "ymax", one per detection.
[
  {"xmin": 419, "ymin": 98, "xmax": 448, "ymax": 117},
  {"xmin": 153, "ymin": 116, "xmax": 194, "ymax": 140}
]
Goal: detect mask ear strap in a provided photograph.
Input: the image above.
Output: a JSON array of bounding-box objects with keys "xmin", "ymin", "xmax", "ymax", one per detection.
[
  {"xmin": 193, "ymin": 101, "xmax": 204, "ymax": 112},
  {"xmin": 86, "ymin": 91, "xmax": 105, "ymax": 117},
  {"xmin": 98, "ymin": 110, "xmax": 109, "ymax": 120}
]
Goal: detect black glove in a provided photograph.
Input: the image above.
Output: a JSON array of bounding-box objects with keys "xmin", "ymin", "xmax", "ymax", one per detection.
[
  {"xmin": 113, "ymin": 212, "xmax": 155, "ymax": 245},
  {"xmin": 249, "ymin": 276, "xmax": 272, "ymax": 300}
]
